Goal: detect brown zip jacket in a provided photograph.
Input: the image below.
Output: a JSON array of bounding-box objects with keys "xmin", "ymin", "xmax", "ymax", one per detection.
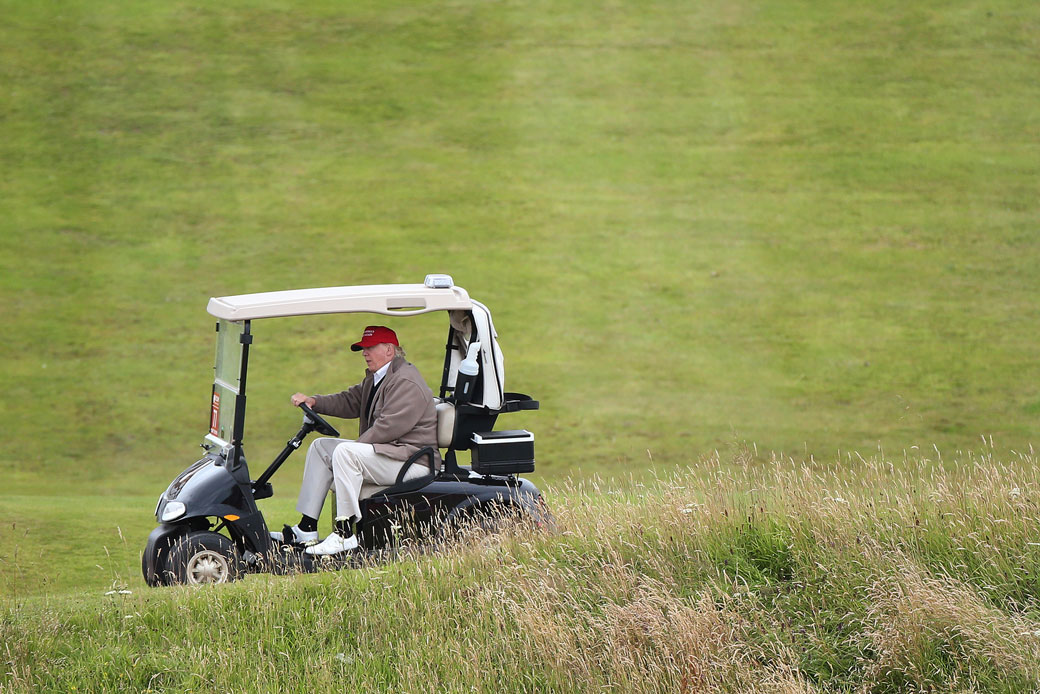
[{"xmin": 311, "ymin": 356, "xmax": 442, "ymax": 471}]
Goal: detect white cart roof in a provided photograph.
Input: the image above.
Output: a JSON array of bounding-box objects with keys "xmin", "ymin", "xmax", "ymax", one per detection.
[
  {"xmin": 207, "ymin": 283, "xmax": 473, "ymax": 321},
  {"xmin": 206, "ymin": 276, "xmax": 506, "ymax": 409}
]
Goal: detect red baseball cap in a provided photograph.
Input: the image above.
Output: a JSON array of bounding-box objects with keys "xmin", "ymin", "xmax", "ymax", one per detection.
[{"xmin": 351, "ymin": 325, "xmax": 399, "ymax": 351}]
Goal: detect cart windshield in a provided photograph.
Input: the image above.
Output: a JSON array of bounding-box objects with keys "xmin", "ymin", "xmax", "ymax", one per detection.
[{"xmin": 206, "ymin": 319, "xmax": 247, "ymax": 448}]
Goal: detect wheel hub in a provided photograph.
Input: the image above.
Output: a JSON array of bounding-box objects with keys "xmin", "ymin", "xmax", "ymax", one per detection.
[{"xmin": 187, "ymin": 550, "xmax": 230, "ymax": 584}]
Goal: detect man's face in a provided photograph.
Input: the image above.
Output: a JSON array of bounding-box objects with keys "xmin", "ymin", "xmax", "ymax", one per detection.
[{"xmin": 361, "ymin": 343, "xmax": 395, "ymax": 372}]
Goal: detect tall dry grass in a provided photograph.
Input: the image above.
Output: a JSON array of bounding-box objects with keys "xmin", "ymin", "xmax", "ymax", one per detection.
[
  {"xmin": 3, "ymin": 446, "xmax": 1039, "ymax": 692},
  {"xmin": 433, "ymin": 444, "xmax": 1040, "ymax": 692}
]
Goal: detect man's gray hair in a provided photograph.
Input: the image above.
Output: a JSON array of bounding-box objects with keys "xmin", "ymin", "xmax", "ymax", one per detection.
[{"xmin": 393, "ymin": 344, "xmax": 406, "ymax": 359}]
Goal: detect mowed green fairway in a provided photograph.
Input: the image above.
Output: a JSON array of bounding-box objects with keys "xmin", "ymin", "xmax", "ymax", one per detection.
[{"xmin": 1, "ymin": 0, "xmax": 1038, "ymax": 598}]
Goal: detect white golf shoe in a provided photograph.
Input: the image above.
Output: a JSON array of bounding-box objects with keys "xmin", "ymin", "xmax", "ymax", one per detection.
[
  {"xmin": 304, "ymin": 531, "xmax": 359, "ymax": 556},
  {"xmin": 271, "ymin": 524, "xmax": 319, "ymax": 546}
]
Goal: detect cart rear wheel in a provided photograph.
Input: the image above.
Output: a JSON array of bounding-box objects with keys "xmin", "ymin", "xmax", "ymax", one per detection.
[{"xmin": 165, "ymin": 531, "xmax": 242, "ymax": 586}]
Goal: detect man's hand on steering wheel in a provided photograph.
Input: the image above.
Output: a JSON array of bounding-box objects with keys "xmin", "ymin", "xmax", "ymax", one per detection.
[
  {"xmin": 290, "ymin": 393, "xmax": 340, "ymax": 438},
  {"xmin": 291, "ymin": 392, "xmax": 316, "ymax": 408}
]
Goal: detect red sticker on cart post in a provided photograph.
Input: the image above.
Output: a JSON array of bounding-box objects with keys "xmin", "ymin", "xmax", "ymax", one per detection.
[{"xmin": 210, "ymin": 391, "xmax": 220, "ymax": 436}]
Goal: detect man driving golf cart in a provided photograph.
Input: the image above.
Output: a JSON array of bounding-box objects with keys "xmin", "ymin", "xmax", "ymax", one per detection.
[
  {"xmin": 143, "ymin": 275, "xmax": 545, "ymax": 586},
  {"xmin": 275, "ymin": 325, "xmax": 441, "ymax": 556}
]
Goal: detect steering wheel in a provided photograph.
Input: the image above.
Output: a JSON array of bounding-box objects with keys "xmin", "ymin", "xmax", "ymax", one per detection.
[{"xmin": 298, "ymin": 402, "xmax": 340, "ymax": 438}]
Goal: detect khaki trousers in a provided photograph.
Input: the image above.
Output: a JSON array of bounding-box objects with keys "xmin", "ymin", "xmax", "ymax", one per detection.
[{"xmin": 296, "ymin": 438, "xmax": 427, "ymax": 522}]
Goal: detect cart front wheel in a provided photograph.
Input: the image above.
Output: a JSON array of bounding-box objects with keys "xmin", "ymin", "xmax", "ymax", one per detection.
[
  {"xmin": 142, "ymin": 537, "xmax": 174, "ymax": 587},
  {"xmin": 165, "ymin": 531, "xmax": 242, "ymax": 586}
]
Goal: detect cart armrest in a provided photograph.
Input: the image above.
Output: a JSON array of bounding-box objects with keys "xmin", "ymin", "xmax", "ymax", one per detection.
[{"xmin": 396, "ymin": 446, "xmax": 437, "ymax": 485}]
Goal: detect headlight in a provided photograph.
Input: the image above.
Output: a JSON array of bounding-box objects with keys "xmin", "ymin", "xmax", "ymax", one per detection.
[{"xmin": 161, "ymin": 501, "xmax": 186, "ymax": 522}]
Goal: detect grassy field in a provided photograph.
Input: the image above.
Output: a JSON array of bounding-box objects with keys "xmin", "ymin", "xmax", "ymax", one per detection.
[
  {"xmin": 1, "ymin": 0, "xmax": 1039, "ymax": 690},
  {"xmin": 2, "ymin": 0, "xmax": 1038, "ymax": 496},
  {"xmin": 4, "ymin": 449, "xmax": 1040, "ymax": 692}
]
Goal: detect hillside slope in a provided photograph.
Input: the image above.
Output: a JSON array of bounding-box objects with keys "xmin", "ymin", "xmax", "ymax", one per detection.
[{"xmin": 1, "ymin": 0, "xmax": 1038, "ymax": 497}]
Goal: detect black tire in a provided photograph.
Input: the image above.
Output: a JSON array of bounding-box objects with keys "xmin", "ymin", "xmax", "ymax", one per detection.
[
  {"xmin": 444, "ymin": 502, "xmax": 514, "ymax": 539},
  {"xmin": 141, "ymin": 537, "xmax": 175, "ymax": 587},
  {"xmin": 164, "ymin": 531, "xmax": 242, "ymax": 586},
  {"xmin": 457, "ymin": 501, "xmax": 553, "ymax": 536}
]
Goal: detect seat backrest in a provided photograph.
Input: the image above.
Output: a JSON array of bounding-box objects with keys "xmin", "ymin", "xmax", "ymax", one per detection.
[{"xmin": 434, "ymin": 400, "xmax": 456, "ymax": 449}]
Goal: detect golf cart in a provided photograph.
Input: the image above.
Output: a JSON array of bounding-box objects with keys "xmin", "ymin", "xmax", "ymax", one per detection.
[{"xmin": 142, "ymin": 275, "xmax": 545, "ymax": 586}]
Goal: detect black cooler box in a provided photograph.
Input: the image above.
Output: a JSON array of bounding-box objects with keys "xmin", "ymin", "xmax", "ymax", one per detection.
[{"xmin": 471, "ymin": 430, "xmax": 535, "ymax": 475}]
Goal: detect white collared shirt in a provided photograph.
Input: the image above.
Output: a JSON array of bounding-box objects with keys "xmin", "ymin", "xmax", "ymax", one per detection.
[{"xmin": 372, "ymin": 361, "xmax": 391, "ymax": 386}]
